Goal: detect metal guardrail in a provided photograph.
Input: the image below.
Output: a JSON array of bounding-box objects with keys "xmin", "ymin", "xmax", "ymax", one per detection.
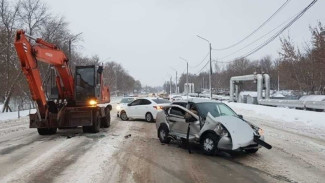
[{"xmin": 259, "ymin": 99, "xmax": 325, "ymax": 111}]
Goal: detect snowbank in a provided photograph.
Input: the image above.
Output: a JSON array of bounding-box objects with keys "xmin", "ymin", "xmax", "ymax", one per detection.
[{"xmin": 227, "ymin": 102, "xmax": 325, "ymax": 128}]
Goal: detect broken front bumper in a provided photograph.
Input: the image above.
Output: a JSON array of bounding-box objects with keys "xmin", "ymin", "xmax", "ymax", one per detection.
[{"xmin": 217, "ymin": 135, "xmax": 267, "ymax": 151}]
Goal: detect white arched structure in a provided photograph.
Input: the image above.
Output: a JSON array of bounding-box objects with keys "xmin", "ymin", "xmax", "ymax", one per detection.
[{"xmin": 229, "ymin": 73, "xmax": 270, "ymax": 103}]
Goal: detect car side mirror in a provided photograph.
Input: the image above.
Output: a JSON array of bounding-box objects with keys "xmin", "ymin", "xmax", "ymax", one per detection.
[
  {"xmin": 127, "ymin": 103, "xmax": 131, "ymax": 106},
  {"xmin": 238, "ymin": 114, "xmax": 243, "ymax": 119},
  {"xmin": 185, "ymin": 113, "xmax": 196, "ymax": 123}
]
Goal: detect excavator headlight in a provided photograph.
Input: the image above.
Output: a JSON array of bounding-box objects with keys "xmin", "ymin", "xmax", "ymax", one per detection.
[{"xmin": 89, "ymin": 99, "xmax": 97, "ymax": 106}]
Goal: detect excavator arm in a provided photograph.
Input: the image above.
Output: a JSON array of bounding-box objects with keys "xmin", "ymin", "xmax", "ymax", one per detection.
[{"xmin": 14, "ymin": 30, "xmax": 74, "ymax": 117}]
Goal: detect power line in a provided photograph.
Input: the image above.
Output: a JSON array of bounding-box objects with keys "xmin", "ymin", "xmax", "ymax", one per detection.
[
  {"xmin": 237, "ymin": 0, "xmax": 317, "ymax": 60},
  {"xmin": 213, "ymin": 0, "xmax": 291, "ymax": 51},
  {"xmin": 219, "ymin": 0, "xmax": 317, "ymax": 64},
  {"xmin": 189, "ymin": 52, "xmax": 209, "ymax": 68},
  {"xmin": 196, "ymin": 60, "xmax": 210, "ymax": 74},
  {"xmin": 219, "ymin": 12, "xmax": 295, "ymax": 61},
  {"xmin": 196, "ymin": 0, "xmax": 317, "ymax": 74}
]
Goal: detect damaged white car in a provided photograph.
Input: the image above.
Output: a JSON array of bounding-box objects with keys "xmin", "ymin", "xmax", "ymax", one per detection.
[{"xmin": 155, "ymin": 98, "xmax": 272, "ymax": 155}]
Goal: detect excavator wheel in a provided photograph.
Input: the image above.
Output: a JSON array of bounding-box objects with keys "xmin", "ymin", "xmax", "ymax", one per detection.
[
  {"xmin": 83, "ymin": 111, "xmax": 100, "ymax": 133},
  {"xmin": 101, "ymin": 107, "xmax": 111, "ymax": 128},
  {"xmin": 37, "ymin": 128, "xmax": 57, "ymax": 135}
]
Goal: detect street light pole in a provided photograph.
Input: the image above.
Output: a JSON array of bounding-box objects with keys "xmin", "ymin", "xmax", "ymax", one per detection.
[
  {"xmin": 187, "ymin": 62, "xmax": 189, "ymax": 96},
  {"xmin": 170, "ymin": 67, "xmax": 178, "ymax": 94},
  {"xmin": 176, "ymin": 71, "xmax": 178, "ymax": 94},
  {"xmin": 179, "ymin": 57, "xmax": 189, "ymax": 100},
  {"xmin": 197, "ymin": 35, "xmax": 212, "ymax": 99},
  {"xmin": 209, "ymin": 42, "xmax": 212, "ymax": 99},
  {"xmin": 170, "ymin": 76, "xmax": 172, "ymax": 95}
]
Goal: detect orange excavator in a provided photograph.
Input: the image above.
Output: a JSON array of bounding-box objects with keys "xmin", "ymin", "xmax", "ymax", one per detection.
[{"xmin": 14, "ymin": 30, "xmax": 112, "ymax": 135}]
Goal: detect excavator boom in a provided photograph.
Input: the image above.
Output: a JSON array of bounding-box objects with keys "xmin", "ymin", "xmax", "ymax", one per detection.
[{"xmin": 14, "ymin": 30, "xmax": 74, "ymax": 117}]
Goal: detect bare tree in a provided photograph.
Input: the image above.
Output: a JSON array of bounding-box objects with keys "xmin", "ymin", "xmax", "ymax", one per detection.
[
  {"xmin": 18, "ymin": 0, "xmax": 50, "ymax": 36},
  {"xmin": 0, "ymin": 0, "xmax": 21, "ymax": 112}
]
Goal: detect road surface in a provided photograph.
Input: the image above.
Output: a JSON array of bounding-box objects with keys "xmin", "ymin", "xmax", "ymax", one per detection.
[{"xmin": 0, "ymin": 104, "xmax": 324, "ymax": 183}]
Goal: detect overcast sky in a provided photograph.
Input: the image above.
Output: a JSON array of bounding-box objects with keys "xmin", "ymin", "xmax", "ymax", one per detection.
[{"xmin": 42, "ymin": 0, "xmax": 324, "ymax": 86}]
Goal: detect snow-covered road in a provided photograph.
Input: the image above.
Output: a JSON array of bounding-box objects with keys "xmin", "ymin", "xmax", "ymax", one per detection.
[
  {"xmin": 0, "ymin": 102, "xmax": 324, "ymax": 183},
  {"xmin": 228, "ymin": 102, "xmax": 325, "ymax": 183}
]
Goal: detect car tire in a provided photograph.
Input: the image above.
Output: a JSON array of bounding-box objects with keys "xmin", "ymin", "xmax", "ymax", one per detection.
[
  {"xmin": 120, "ymin": 111, "xmax": 128, "ymax": 121},
  {"xmin": 246, "ymin": 149, "xmax": 258, "ymax": 153},
  {"xmin": 37, "ymin": 128, "xmax": 57, "ymax": 135},
  {"xmin": 200, "ymin": 133, "xmax": 219, "ymax": 155},
  {"xmin": 158, "ymin": 125, "xmax": 171, "ymax": 144},
  {"xmin": 145, "ymin": 112, "xmax": 153, "ymax": 122}
]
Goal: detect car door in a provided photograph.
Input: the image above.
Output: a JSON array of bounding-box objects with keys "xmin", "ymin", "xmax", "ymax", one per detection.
[
  {"xmin": 136, "ymin": 99, "xmax": 152, "ymax": 119},
  {"xmin": 167, "ymin": 106, "xmax": 188, "ymax": 135},
  {"xmin": 127, "ymin": 99, "xmax": 141, "ymax": 118}
]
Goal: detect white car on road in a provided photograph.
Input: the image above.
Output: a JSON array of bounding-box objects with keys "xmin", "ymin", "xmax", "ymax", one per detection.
[
  {"xmin": 116, "ymin": 97, "xmax": 137, "ymax": 117},
  {"xmin": 119, "ymin": 98, "xmax": 171, "ymax": 122}
]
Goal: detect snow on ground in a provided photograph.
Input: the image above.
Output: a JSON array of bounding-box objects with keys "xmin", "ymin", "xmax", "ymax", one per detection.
[
  {"xmin": 226, "ymin": 101, "xmax": 325, "ymax": 140},
  {"xmin": 227, "ymin": 102, "xmax": 325, "ymax": 128},
  {"xmin": 0, "ymin": 109, "xmax": 36, "ymax": 122}
]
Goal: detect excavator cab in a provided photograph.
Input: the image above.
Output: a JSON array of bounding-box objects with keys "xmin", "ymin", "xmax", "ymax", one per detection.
[{"xmin": 75, "ymin": 65, "xmax": 103, "ymax": 106}]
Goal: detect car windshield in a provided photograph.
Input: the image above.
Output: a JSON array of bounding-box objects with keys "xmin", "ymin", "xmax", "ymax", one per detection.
[
  {"xmin": 120, "ymin": 98, "xmax": 135, "ymax": 103},
  {"xmin": 196, "ymin": 102, "xmax": 237, "ymax": 118},
  {"xmin": 152, "ymin": 99, "xmax": 171, "ymax": 104}
]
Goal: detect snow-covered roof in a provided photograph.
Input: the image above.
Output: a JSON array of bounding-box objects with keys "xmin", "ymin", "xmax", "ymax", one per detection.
[{"xmin": 299, "ymin": 95, "xmax": 325, "ymax": 101}]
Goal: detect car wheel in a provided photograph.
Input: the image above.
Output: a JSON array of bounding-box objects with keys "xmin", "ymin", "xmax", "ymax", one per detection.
[
  {"xmin": 246, "ymin": 149, "xmax": 258, "ymax": 153},
  {"xmin": 145, "ymin": 112, "xmax": 153, "ymax": 122},
  {"xmin": 200, "ymin": 133, "xmax": 219, "ymax": 155},
  {"xmin": 120, "ymin": 111, "xmax": 128, "ymax": 121},
  {"xmin": 158, "ymin": 125, "xmax": 171, "ymax": 144}
]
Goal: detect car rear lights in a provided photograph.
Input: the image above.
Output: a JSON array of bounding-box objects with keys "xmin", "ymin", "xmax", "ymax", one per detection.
[{"xmin": 153, "ymin": 106, "xmax": 163, "ymax": 110}]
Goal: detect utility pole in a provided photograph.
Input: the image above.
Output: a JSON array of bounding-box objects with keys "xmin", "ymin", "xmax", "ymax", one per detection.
[
  {"xmin": 209, "ymin": 42, "xmax": 212, "ymax": 99},
  {"xmin": 197, "ymin": 35, "xmax": 212, "ymax": 99},
  {"xmin": 169, "ymin": 77, "xmax": 172, "ymax": 95},
  {"xmin": 187, "ymin": 62, "xmax": 189, "ymax": 98},
  {"xmin": 170, "ymin": 67, "xmax": 178, "ymax": 94},
  {"xmin": 180, "ymin": 57, "xmax": 189, "ymax": 100},
  {"xmin": 202, "ymin": 77, "xmax": 204, "ymax": 91},
  {"xmin": 176, "ymin": 71, "xmax": 178, "ymax": 94},
  {"xmin": 277, "ymin": 70, "xmax": 280, "ymax": 91}
]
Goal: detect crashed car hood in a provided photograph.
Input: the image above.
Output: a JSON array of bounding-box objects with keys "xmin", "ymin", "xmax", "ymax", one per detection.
[{"xmin": 206, "ymin": 113, "xmax": 255, "ymax": 150}]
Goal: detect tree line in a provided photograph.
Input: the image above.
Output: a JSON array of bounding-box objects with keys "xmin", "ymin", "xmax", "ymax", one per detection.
[
  {"xmin": 169, "ymin": 23, "xmax": 325, "ymax": 95},
  {"xmin": 0, "ymin": 0, "xmax": 140, "ymax": 112}
]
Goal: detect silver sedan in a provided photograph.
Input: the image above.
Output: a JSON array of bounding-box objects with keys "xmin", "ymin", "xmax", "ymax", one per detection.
[{"xmin": 155, "ymin": 98, "xmax": 272, "ymax": 155}]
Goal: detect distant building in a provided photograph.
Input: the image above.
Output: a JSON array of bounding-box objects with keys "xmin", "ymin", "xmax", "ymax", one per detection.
[
  {"xmin": 184, "ymin": 83, "xmax": 195, "ymax": 94},
  {"xmin": 238, "ymin": 91, "xmax": 258, "ymax": 104}
]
